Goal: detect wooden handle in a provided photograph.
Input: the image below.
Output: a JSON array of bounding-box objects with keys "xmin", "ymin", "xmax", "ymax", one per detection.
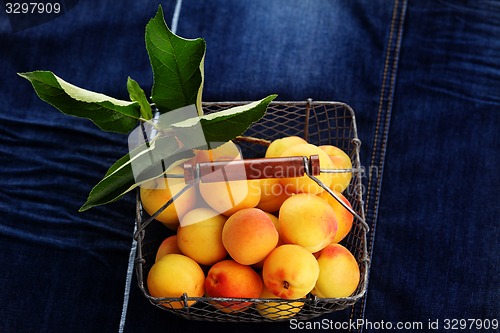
[{"xmin": 184, "ymin": 155, "xmax": 320, "ymax": 183}]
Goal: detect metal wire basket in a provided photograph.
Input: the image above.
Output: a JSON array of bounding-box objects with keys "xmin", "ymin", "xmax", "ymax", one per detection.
[{"xmin": 134, "ymin": 99, "xmax": 370, "ymax": 322}]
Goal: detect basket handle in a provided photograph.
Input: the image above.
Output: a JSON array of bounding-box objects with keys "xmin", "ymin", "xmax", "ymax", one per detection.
[{"xmin": 184, "ymin": 155, "xmax": 320, "ymax": 183}]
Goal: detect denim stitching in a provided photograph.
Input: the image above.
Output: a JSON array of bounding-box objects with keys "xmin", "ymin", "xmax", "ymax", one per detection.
[
  {"xmin": 118, "ymin": 225, "xmax": 138, "ymax": 333},
  {"xmin": 171, "ymin": 0, "xmax": 183, "ymax": 35},
  {"xmin": 349, "ymin": 0, "xmax": 407, "ymax": 331},
  {"xmin": 350, "ymin": 0, "xmax": 396, "ymax": 326},
  {"xmin": 117, "ymin": 1, "xmax": 184, "ymax": 331}
]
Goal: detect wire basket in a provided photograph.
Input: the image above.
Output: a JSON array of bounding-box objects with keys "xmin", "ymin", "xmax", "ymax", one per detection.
[{"xmin": 134, "ymin": 100, "xmax": 370, "ymax": 322}]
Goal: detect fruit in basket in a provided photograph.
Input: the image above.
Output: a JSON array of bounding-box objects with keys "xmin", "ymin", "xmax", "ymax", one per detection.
[
  {"xmin": 140, "ymin": 165, "xmax": 197, "ymax": 230},
  {"xmin": 147, "ymin": 254, "xmax": 205, "ymax": 309},
  {"xmin": 177, "ymin": 208, "xmax": 228, "ymax": 266},
  {"xmin": 199, "ymin": 178, "xmax": 261, "ymax": 216},
  {"xmin": 318, "ymin": 145, "xmax": 353, "ymax": 193},
  {"xmin": 194, "ymin": 140, "xmax": 242, "ymax": 164},
  {"xmin": 313, "ymin": 243, "xmax": 360, "ymax": 298},
  {"xmin": 279, "ymin": 193, "xmax": 337, "ymax": 253},
  {"xmin": 278, "ymin": 143, "xmax": 334, "ymax": 194},
  {"xmin": 262, "ymin": 244, "xmax": 319, "ymax": 299},
  {"xmin": 255, "ymin": 285, "xmax": 304, "ymax": 320},
  {"xmin": 222, "ymin": 208, "xmax": 279, "ymax": 265},
  {"xmin": 264, "ymin": 211, "xmax": 280, "ymax": 234},
  {"xmin": 155, "ymin": 235, "xmax": 183, "ymax": 262},
  {"xmin": 205, "ymin": 259, "xmax": 263, "ymax": 313},
  {"xmin": 252, "ymin": 212, "xmax": 282, "ymax": 269},
  {"xmin": 265, "ymin": 136, "xmax": 308, "ymax": 158},
  {"xmin": 195, "ymin": 141, "xmax": 262, "ymax": 216},
  {"xmin": 318, "ymin": 190, "xmax": 354, "ymax": 243},
  {"xmin": 199, "ymin": 177, "xmax": 262, "ymax": 216},
  {"xmin": 257, "ymin": 178, "xmax": 291, "ymax": 213}
]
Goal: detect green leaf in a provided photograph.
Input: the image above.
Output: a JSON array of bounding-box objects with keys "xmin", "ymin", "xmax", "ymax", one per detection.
[
  {"xmin": 145, "ymin": 5, "xmax": 206, "ymax": 115},
  {"xmin": 79, "ymin": 95, "xmax": 276, "ymax": 210},
  {"xmin": 172, "ymin": 95, "xmax": 278, "ymax": 145},
  {"xmin": 79, "ymin": 135, "xmax": 194, "ymax": 211},
  {"xmin": 79, "ymin": 153, "xmax": 135, "ymax": 212},
  {"xmin": 127, "ymin": 77, "xmax": 153, "ymax": 120},
  {"xmin": 18, "ymin": 71, "xmax": 141, "ymax": 134}
]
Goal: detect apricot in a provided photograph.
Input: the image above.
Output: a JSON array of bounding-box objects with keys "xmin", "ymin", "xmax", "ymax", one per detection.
[
  {"xmin": 222, "ymin": 208, "xmax": 279, "ymax": 265},
  {"xmin": 205, "ymin": 259, "xmax": 263, "ymax": 313},
  {"xmin": 278, "ymin": 143, "xmax": 334, "ymax": 194},
  {"xmin": 155, "ymin": 235, "xmax": 182, "ymax": 262},
  {"xmin": 199, "ymin": 178, "xmax": 261, "ymax": 216},
  {"xmin": 264, "ymin": 211, "xmax": 280, "ymax": 234},
  {"xmin": 265, "ymin": 136, "xmax": 308, "ymax": 158},
  {"xmin": 196, "ymin": 141, "xmax": 261, "ymax": 216},
  {"xmin": 279, "ymin": 193, "xmax": 338, "ymax": 253},
  {"xmin": 262, "ymin": 244, "xmax": 319, "ymax": 299},
  {"xmin": 193, "ymin": 140, "xmax": 242, "ymax": 163},
  {"xmin": 318, "ymin": 190, "xmax": 354, "ymax": 243},
  {"xmin": 313, "ymin": 243, "xmax": 361, "ymax": 298},
  {"xmin": 256, "ymin": 178, "xmax": 291, "ymax": 213},
  {"xmin": 140, "ymin": 165, "xmax": 197, "ymax": 230},
  {"xmin": 177, "ymin": 208, "xmax": 228, "ymax": 266},
  {"xmin": 252, "ymin": 212, "xmax": 282, "ymax": 270},
  {"xmin": 255, "ymin": 285, "xmax": 304, "ymax": 320},
  {"xmin": 147, "ymin": 254, "xmax": 205, "ymax": 309},
  {"xmin": 318, "ymin": 145, "xmax": 352, "ymax": 193}
]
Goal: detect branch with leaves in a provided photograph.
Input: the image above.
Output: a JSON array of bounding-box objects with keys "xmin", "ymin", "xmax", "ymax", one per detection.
[{"xmin": 19, "ymin": 5, "xmax": 276, "ymax": 211}]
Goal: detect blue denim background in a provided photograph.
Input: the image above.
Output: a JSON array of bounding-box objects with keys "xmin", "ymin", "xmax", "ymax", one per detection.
[{"xmin": 0, "ymin": 0, "xmax": 498, "ymax": 332}]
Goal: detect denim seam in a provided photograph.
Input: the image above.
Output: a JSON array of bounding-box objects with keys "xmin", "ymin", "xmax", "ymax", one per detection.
[
  {"xmin": 171, "ymin": 0, "xmax": 183, "ymax": 36},
  {"xmin": 349, "ymin": 0, "xmax": 407, "ymax": 331},
  {"xmin": 117, "ymin": 2, "xmax": 184, "ymax": 332},
  {"xmin": 118, "ymin": 225, "xmax": 138, "ymax": 333}
]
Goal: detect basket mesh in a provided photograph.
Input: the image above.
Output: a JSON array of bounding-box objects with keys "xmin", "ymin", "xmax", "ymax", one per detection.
[{"xmin": 134, "ymin": 100, "xmax": 369, "ymax": 322}]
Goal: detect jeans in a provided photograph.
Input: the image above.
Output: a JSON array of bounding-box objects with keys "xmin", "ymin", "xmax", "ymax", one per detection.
[{"xmin": 0, "ymin": 0, "xmax": 498, "ymax": 332}]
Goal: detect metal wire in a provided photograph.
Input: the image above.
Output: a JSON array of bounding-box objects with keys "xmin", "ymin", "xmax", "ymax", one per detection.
[{"xmin": 133, "ymin": 100, "xmax": 370, "ymax": 322}]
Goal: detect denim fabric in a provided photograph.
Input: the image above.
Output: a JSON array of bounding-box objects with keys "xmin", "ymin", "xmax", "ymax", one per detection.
[{"xmin": 0, "ymin": 1, "xmax": 498, "ymax": 333}]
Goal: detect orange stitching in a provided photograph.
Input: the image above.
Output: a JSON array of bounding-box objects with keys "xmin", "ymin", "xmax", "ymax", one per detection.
[
  {"xmin": 353, "ymin": 0, "xmax": 398, "ymax": 317},
  {"xmin": 349, "ymin": 0, "xmax": 407, "ymax": 331}
]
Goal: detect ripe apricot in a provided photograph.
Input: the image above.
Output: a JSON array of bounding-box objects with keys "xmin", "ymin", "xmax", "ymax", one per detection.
[
  {"xmin": 279, "ymin": 193, "xmax": 337, "ymax": 253},
  {"xmin": 265, "ymin": 136, "xmax": 308, "ymax": 158},
  {"xmin": 256, "ymin": 178, "xmax": 291, "ymax": 213},
  {"xmin": 140, "ymin": 165, "xmax": 197, "ymax": 230},
  {"xmin": 199, "ymin": 178, "xmax": 261, "ymax": 216},
  {"xmin": 313, "ymin": 244, "xmax": 360, "ymax": 298},
  {"xmin": 155, "ymin": 235, "xmax": 183, "ymax": 262},
  {"xmin": 262, "ymin": 244, "xmax": 319, "ymax": 299},
  {"xmin": 222, "ymin": 208, "xmax": 279, "ymax": 265},
  {"xmin": 319, "ymin": 145, "xmax": 352, "ymax": 193},
  {"xmin": 318, "ymin": 190, "xmax": 354, "ymax": 243},
  {"xmin": 255, "ymin": 285, "xmax": 304, "ymax": 320},
  {"xmin": 205, "ymin": 260, "xmax": 263, "ymax": 313},
  {"xmin": 177, "ymin": 208, "xmax": 228, "ymax": 266},
  {"xmin": 278, "ymin": 143, "xmax": 334, "ymax": 194},
  {"xmin": 147, "ymin": 254, "xmax": 205, "ymax": 309}
]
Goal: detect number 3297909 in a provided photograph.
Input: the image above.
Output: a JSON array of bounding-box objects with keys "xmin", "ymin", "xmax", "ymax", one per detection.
[{"xmin": 5, "ymin": 2, "xmax": 61, "ymax": 14}]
